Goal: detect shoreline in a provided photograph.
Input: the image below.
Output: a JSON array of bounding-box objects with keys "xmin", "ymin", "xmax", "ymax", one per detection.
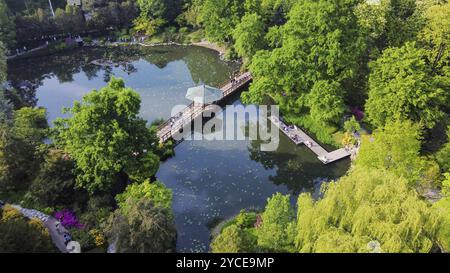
[{"xmin": 8, "ymin": 38, "xmax": 229, "ymax": 62}]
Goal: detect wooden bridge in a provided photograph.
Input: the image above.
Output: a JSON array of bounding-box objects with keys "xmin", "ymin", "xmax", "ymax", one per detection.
[
  {"xmin": 269, "ymin": 115, "xmax": 350, "ymax": 164},
  {"xmin": 156, "ymin": 72, "xmax": 252, "ymax": 143}
]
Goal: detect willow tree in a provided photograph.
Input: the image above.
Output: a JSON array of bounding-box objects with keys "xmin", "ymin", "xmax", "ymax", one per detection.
[
  {"xmin": 296, "ymin": 167, "xmax": 442, "ymax": 253},
  {"xmin": 53, "ymin": 78, "xmax": 160, "ymax": 194},
  {"xmin": 434, "ymin": 173, "xmax": 450, "ymax": 252}
]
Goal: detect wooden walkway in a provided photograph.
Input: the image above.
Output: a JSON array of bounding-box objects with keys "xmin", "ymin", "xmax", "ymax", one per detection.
[
  {"xmin": 156, "ymin": 72, "xmax": 252, "ymax": 143},
  {"xmin": 269, "ymin": 115, "xmax": 350, "ymax": 164}
]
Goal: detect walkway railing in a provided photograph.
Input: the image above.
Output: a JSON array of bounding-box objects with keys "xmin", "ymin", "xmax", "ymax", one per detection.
[{"xmin": 156, "ymin": 72, "xmax": 252, "ymax": 143}]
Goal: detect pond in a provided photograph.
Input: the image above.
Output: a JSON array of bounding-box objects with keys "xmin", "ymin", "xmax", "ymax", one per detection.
[{"xmin": 8, "ymin": 46, "xmax": 350, "ymax": 253}]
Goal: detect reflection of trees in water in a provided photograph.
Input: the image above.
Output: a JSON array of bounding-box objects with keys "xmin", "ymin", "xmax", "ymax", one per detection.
[
  {"xmin": 103, "ymin": 65, "xmax": 113, "ymax": 83},
  {"xmin": 247, "ymin": 137, "xmax": 336, "ymax": 195},
  {"xmin": 8, "ymin": 47, "xmax": 140, "ymax": 85},
  {"xmin": 7, "ymin": 46, "xmax": 237, "ymax": 110},
  {"xmin": 183, "ymin": 47, "xmax": 239, "ymax": 86},
  {"xmin": 5, "ymin": 85, "xmax": 38, "ymax": 109},
  {"xmin": 140, "ymin": 46, "xmax": 187, "ymax": 69}
]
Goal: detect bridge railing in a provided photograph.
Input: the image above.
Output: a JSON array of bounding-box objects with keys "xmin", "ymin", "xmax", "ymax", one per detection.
[{"xmin": 156, "ymin": 72, "xmax": 252, "ymax": 142}]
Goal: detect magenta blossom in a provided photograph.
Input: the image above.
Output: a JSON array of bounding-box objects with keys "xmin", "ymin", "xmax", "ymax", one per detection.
[
  {"xmin": 349, "ymin": 106, "xmax": 364, "ymax": 121},
  {"xmin": 54, "ymin": 209, "xmax": 84, "ymax": 229}
]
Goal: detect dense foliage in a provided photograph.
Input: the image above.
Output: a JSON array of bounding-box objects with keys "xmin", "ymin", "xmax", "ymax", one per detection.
[
  {"xmin": 1, "ymin": 0, "xmax": 449, "ymax": 254},
  {"xmin": 3, "ymin": 0, "xmax": 139, "ymax": 47},
  {"xmin": 0, "ymin": 205, "xmax": 57, "ymax": 253},
  {"xmin": 365, "ymin": 42, "xmax": 447, "ymax": 129},
  {"xmin": 0, "ymin": 107, "xmax": 48, "ymax": 191},
  {"xmin": 105, "ymin": 198, "xmax": 176, "ymax": 253},
  {"xmin": 116, "ymin": 180, "xmax": 173, "ymax": 213},
  {"xmin": 295, "ymin": 167, "xmax": 441, "ymax": 253},
  {"xmin": 242, "ymin": 0, "xmax": 365, "ymax": 143},
  {"xmin": 53, "ymin": 77, "xmax": 160, "ymax": 194},
  {"xmin": 212, "ymin": 166, "xmax": 442, "ymax": 253}
]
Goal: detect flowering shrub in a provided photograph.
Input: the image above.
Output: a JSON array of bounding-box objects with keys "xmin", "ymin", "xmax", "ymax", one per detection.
[
  {"xmin": 1, "ymin": 205, "xmax": 21, "ymax": 221},
  {"xmin": 89, "ymin": 229, "xmax": 106, "ymax": 247},
  {"xmin": 54, "ymin": 209, "xmax": 84, "ymax": 229},
  {"xmin": 29, "ymin": 218, "xmax": 49, "ymax": 236},
  {"xmin": 349, "ymin": 106, "xmax": 364, "ymax": 121}
]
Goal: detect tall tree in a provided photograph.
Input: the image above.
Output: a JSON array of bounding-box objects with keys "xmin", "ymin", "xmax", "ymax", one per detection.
[
  {"xmin": 136, "ymin": 0, "xmax": 181, "ymax": 23},
  {"xmin": 243, "ymin": 0, "xmax": 365, "ymax": 143},
  {"xmin": 356, "ymin": 120, "xmax": 425, "ymax": 184},
  {"xmin": 199, "ymin": 0, "xmax": 244, "ymax": 43},
  {"xmin": 384, "ymin": 0, "xmax": 428, "ymax": 48},
  {"xmin": 365, "ymin": 42, "xmax": 447, "ymax": 129},
  {"xmin": 28, "ymin": 149, "xmax": 77, "ymax": 208},
  {"xmin": 105, "ymin": 198, "xmax": 176, "ymax": 253},
  {"xmin": 233, "ymin": 13, "xmax": 266, "ymax": 61},
  {"xmin": 53, "ymin": 78, "xmax": 160, "ymax": 194},
  {"xmin": 419, "ymin": 1, "xmax": 450, "ymax": 71},
  {"xmin": 0, "ymin": 107, "xmax": 48, "ymax": 191},
  {"xmin": 211, "ymin": 224, "xmax": 257, "ymax": 253},
  {"xmin": 115, "ymin": 180, "xmax": 173, "ymax": 214},
  {"xmin": 0, "ymin": 0, "xmax": 15, "ymax": 48},
  {"xmin": 256, "ymin": 193, "xmax": 296, "ymax": 252}
]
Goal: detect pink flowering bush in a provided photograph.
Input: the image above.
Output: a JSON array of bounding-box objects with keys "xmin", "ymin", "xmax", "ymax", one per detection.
[{"xmin": 54, "ymin": 209, "xmax": 84, "ymax": 229}]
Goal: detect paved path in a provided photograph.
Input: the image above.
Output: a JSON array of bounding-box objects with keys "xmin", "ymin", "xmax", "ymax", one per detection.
[
  {"xmin": 7, "ymin": 44, "xmax": 49, "ymax": 60},
  {"xmin": 44, "ymin": 217, "xmax": 70, "ymax": 253},
  {"xmin": 8, "ymin": 204, "xmax": 78, "ymax": 253}
]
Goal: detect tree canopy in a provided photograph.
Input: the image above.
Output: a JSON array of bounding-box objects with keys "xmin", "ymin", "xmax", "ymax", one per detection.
[
  {"xmin": 356, "ymin": 120, "xmax": 425, "ymax": 184},
  {"xmin": 365, "ymin": 42, "xmax": 447, "ymax": 129},
  {"xmin": 0, "ymin": 107, "xmax": 48, "ymax": 191},
  {"xmin": 256, "ymin": 193, "xmax": 296, "ymax": 252},
  {"xmin": 233, "ymin": 13, "xmax": 266, "ymax": 61},
  {"xmin": 0, "ymin": 0, "xmax": 15, "ymax": 48},
  {"xmin": 0, "ymin": 205, "xmax": 57, "ymax": 253},
  {"xmin": 53, "ymin": 77, "xmax": 160, "ymax": 194},
  {"xmin": 105, "ymin": 198, "xmax": 176, "ymax": 253},
  {"xmin": 295, "ymin": 167, "xmax": 441, "ymax": 253},
  {"xmin": 243, "ymin": 0, "xmax": 365, "ymax": 143},
  {"xmin": 115, "ymin": 179, "xmax": 173, "ymax": 213},
  {"xmin": 211, "ymin": 224, "xmax": 257, "ymax": 253}
]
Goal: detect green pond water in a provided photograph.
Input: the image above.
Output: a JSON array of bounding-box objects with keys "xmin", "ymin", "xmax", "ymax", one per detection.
[{"xmin": 8, "ymin": 46, "xmax": 350, "ymax": 252}]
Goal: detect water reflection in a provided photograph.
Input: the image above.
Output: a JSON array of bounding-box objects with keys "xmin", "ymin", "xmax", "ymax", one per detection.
[
  {"xmin": 8, "ymin": 47, "xmax": 350, "ymax": 253},
  {"xmin": 157, "ymin": 100, "xmax": 350, "ymax": 252},
  {"xmin": 8, "ymin": 46, "xmax": 237, "ymax": 123}
]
